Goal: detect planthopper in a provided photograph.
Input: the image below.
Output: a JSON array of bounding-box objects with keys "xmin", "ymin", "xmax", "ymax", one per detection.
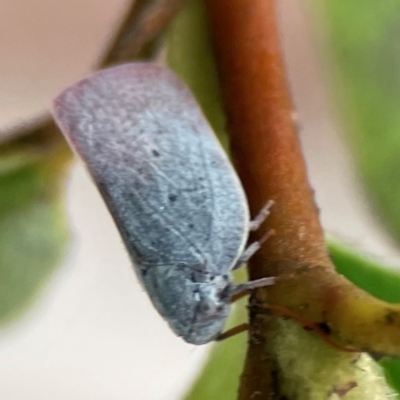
[{"xmin": 52, "ymin": 63, "xmax": 274, "ymax": 345}]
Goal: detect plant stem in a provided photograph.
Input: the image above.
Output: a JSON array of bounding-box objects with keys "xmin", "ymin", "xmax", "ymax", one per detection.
[
  {"xmin": 100, "ymin": 0, "xmax": 184, "ymax": 65},
  {"xmin": 204, "ymin": 0, "xmax": 400, "ymax": 397},
  {"xmin": 204, "ymin": 0, "xmax": 327, "ymax": 274}
]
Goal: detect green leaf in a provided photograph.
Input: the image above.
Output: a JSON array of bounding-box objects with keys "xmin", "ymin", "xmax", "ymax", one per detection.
[
  {"xmin": 0, "ymin": 139, "xmax": 69, "ymax": 323},
  {"xmin": 328, "ymin": 239, "xmax": 400, "ymax": 395},
  {"xmin": 329, "ymin": 240, "xmax": 400, "ymax": 304},
  {"xmin": 314, "ymin": 1, "xmax": 400, "ymax": 243}
]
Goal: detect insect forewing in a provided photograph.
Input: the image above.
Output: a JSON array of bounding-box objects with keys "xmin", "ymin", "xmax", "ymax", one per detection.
[{"xmin": 53, "ymin": 63, "xmax": 249, "ymax": 272}]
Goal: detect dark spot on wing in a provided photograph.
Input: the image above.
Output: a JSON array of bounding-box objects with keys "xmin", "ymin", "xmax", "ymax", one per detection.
[
  {"xmin": 168, "ymin": 194, "xmax": 177, "ymax": 202},
  {"xmin": 94, "ymin": 142, "xmax": 102, "ymax": 152}
]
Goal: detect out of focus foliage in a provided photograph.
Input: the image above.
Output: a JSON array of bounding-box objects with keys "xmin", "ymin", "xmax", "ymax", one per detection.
[
  {"xmin": 0, "ymin": 132, "xmax": 69, "ymax": 323},
  {"xmin": 318, "ymin": 1, "xmax": 400, "ymax": 243}
]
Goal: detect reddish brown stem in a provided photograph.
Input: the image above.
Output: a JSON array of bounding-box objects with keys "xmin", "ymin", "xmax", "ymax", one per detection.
[
  {"xmin": 203, "ymin": 0, "xmax": 400, "ymax": 397},
  {"xmin": 204, "ymin": 0, "xmax": 328, "ymax": 276},
  {"xmin": 203, "ymin": 2, "xmax": 329, "ymax": 395}
]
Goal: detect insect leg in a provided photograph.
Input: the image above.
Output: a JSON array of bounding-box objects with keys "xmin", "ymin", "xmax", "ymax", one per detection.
[
  {"xmin": 215, "ymin": 277, "xmax": 275, "ymax": 342},
  {"xmin": 249, "ymin": 199, "xmax": 274, "ymax": 231},
  {"xmin": 232, "ymin": 201, "xmax": 275, "ymax": 271},
  {"xmin": 215, "ymin": 323, "xmax": 249, "ymax": 341},
  {"xmin": 229, "ymin": 277, "xmax": 276, "ymax": 301},
  {"xmin": 232, "ymin": 229, "xmax": 275, "ymax": 270},
  {"xmin": 225, "ymin": 200, "xmax": 276, "ymax": 325}
]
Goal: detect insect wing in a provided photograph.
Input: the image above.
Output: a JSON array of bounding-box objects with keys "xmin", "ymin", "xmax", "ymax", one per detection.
[{"xmin": 52, "ymin": 63, "xmax": 249, "ymax": 275}]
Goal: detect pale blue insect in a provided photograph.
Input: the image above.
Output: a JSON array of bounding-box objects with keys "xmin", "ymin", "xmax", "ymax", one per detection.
[{"xmin": 52, "ymin": 63, "xmax": 274, "ymax": 344}]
